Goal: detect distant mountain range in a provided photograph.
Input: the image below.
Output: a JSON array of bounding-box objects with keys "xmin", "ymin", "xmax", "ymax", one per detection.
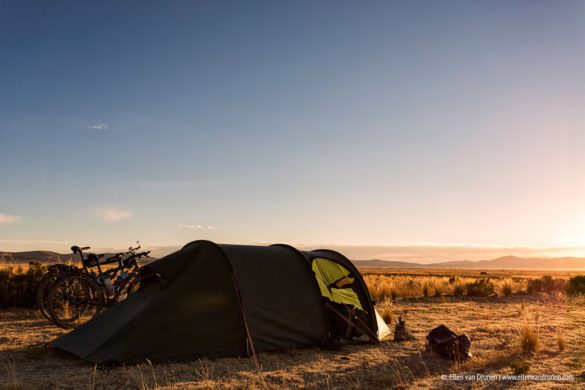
[
  {"xmin": 1, "ymin": 250, "xmax": 584, "ymax": 270},
  {"xmin": 353, "ymin": 256, "xmax": 585, "ymax": 270}
]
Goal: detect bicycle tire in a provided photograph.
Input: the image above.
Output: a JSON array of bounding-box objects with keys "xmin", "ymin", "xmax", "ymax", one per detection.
[
  {"xmin": 35, "ymin": 270, "xmax": 60, "ymax": 322},
  {"xmin": 47, "ymin": 272, "xmax": 106, "ymax": 329}
]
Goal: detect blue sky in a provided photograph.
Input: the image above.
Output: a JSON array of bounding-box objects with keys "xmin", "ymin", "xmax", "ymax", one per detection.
[{"xmin": 1, "ymin": 1, "xmax": 584, "ymax": 260}]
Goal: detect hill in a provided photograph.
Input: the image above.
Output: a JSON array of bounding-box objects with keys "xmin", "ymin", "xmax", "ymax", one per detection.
[
  {"xmin": 354, "ymin": 255, "xmax": 585, "ymax": 270},
  {"xmin": 2, "ymin": 250, "xmax": 584, "ymax": 270}
]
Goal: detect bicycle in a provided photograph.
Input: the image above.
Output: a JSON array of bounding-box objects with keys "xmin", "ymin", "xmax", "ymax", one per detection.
[
  {"xmin": 35, "ymin": 245, "xmax": 103, "ymax": 323},
  {"xmin": 47, "ymin": 244, "xmax": 150, "ymax": 329}
]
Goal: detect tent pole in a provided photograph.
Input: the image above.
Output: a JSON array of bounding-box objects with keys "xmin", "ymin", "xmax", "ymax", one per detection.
[
  {"xmin": 325, "ymin": 302, "xmax": 379, "ymax": 344},
  {"xmin": 341, "ymin": 303, "xmax": 383, "ymax": 343},
  {"xmin": 231, "ymin": 273, "xmax": 260, "ymax": 370}
]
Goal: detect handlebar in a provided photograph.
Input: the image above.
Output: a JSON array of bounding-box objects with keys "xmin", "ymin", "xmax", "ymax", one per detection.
[
  {"xmin": 128, "ymin": 242, "xmax": 141, "ymax": 252},
  {"xmin": 71, "ymin": 242, "xmax": 147, "ymax": 268}
]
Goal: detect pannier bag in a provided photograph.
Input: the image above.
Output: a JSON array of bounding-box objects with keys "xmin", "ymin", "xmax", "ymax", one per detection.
[{"xmin": 425, "ymin": 324, "xmax": 472, "ymax": 360}]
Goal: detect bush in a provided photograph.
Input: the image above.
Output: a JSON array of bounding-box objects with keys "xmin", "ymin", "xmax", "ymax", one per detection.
[
  {"xmin": 502, "ymin": 282, "xmax": 513, "ymax": 297},
  {"xmin": 0, "ymin": 262, "xmax": 47, "ymax": 308},
  {"xmin": 567, "ymin": 275, "xmax": 585, "ymax": 296},
  {"xmin": 510, "ymin": 360, "xmax": 530, "ymax": 375},
  {"xmin": 465, "ymin": 278, "xmax": 494, "ymax": 297},
  {"xmin": 453, "ymin": 284, "xmax": 465, "ymax": 296},
  {"xmin": 527, "ymin": 275, "xmax": 566, "ymax": 294}
]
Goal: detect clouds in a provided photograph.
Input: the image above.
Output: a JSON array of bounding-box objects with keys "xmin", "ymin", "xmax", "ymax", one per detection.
[
  {"xmin": 178, "ymin": 224, "xmax": 216, "ymax": 230},
  {"xmin": 0, "ymin": 239, "xmax": 64, "ymax": 245},
  {"xmin": 96, "ymin": 208, "xmax": 132, "ymax": 223},
  {"xmin": 88, "ymin": 123, "xmax": 108, "ymax": 130},
  {"xmin": 0, "ymin": 213, "xmax": 22, "ymax": 225}
]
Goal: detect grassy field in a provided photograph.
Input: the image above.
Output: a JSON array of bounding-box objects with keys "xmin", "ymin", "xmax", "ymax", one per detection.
[{"xmin": 1, "ymin": 269, "xmax": 584, "ymax": 389}]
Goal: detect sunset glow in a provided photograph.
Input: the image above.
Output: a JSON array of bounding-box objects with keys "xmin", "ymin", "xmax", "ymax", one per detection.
[{"xmin": 1, "ymin": 1, "xmax": 584, "ymax": 262}]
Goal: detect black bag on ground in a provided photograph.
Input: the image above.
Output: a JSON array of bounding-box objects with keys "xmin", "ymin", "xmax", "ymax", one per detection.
[{"xmin": 425, "ymin": 325, "xmax": 472, "ymax": 360}]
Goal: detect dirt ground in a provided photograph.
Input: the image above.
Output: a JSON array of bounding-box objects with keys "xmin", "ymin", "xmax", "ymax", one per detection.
[{"xmin": 1, "ymin": 294, "xmax": 583, "ymax": 389}]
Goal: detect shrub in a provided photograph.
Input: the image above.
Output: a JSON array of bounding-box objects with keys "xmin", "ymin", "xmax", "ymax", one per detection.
[
  {"xmin": 465, "ymin": 278, "xmax": 494, "ymax": 297},
  {"xmin": 527, "ymin": 278, "xmax": 543, "ymax": 294},
  {"xmin": 0, "ymin": 262, "xmax": 47, "ymax": 308},
  {"xmin": 502, "ymin": 282, "xmax": 513, "ymax": 297},
  {"xmin": 567, "ymin": 275, "xmax": 585, "ymax": 296},
  {"xmin": 453, "ymin": 284, "xmax": 465, "ymax": 296},
  {"xmin": 422, "ymin": 283, "xmax": 429, "ymax": 297},
  {"xmin": 510, "ymin": 360, "xmax": 530, "ymax": 375},
  {"xmin": 527, "ymin": 276, "xmax": 566, "ymax": 294}
]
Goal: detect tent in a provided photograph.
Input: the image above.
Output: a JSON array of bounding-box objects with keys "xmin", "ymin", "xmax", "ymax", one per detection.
[{"xmin": 54, "ymin": 241, "xmax": 390, "ymax": 364}]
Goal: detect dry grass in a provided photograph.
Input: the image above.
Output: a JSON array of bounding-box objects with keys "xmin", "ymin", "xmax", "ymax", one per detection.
[
  {"xmin": 501, "ymin": 279, "xmax": 514, "ymax": 296},
  {"xmin": 1, "ymin": 269, "xmax": 584, "ymax": 389},
  {"xmin": 380, "ymin": 308, "xmax": 393, "ymax": 325},
  {"xmin": 1, "ymin": 296, "xmax": 583, "ymax": 389},
  {"xmin": 517, "ymin": 321, "xmax": 540, "ymax": 357},
  {"xmin": 510, "ymin": 359, "xmax": 531, "ymax": 375},
  {"xmin": 363, "ymin": 273, "xmax": 529, "ymax": 300},
  {"xmin": 361, "ymin": 270, "xmax": 578, "ymax": 301}
]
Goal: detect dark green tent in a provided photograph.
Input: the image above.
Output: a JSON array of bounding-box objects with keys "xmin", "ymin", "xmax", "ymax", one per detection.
[{"xmin": 54, "ymin": 241, "xmax": 389, "ymax": 364}]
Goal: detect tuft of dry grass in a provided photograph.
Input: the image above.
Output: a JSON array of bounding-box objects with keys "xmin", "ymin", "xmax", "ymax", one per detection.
[
  {"xmin": 88, "ymin": 364, "xmax": 97, "ymax": 390},
  {"xmin": 382, "ymin": 358, "xmax": 414, "ymax": 388},
  {"xmin": 2, "ymin": 359, "xmax": 22, "ymax": 390},
  {"xmin": 510, "ymin": 359, "xmax": 531, "ymax": 375},
  {"xmin": 556, "ymin": 331, "xmax": 566, "ymax": 352},
  {"xmin": 517, "ymin": 319, "xmax": 540, "ymax": 357},
  {"xmin": 501, "ymin": 278, "xmax": 514, "ymax": 296},
  {"xmin": 380, "ymin": 308, "xmax": 393, "ymax": 325}
]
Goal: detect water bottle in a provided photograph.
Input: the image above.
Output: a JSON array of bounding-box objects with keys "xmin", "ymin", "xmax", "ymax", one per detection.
[
  {"xmin": 104, "ymin": 277, "xmax": 115, "ymax": 295},
  {"xmin": 115, "ymin": 271, "xmax": 130, "ymax": 301}
]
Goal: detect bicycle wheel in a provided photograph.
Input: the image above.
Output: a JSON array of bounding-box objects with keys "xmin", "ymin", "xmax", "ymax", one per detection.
[
  {"xmin": 117, "ymin": 273, "xmax": 143, "ymax": 301},
  {"xmin": 35, "ymin": 270, "xmax": 60, "ymax": 322},
  {"xmin": 47, "ymin": 273, "xmax": 106, "ymax": 329}
]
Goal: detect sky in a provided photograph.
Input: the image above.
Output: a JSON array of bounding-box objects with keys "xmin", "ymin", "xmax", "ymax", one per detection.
[{"xmin": 1, "ymin": 1, "xmax": 584, "ymax": 261}]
